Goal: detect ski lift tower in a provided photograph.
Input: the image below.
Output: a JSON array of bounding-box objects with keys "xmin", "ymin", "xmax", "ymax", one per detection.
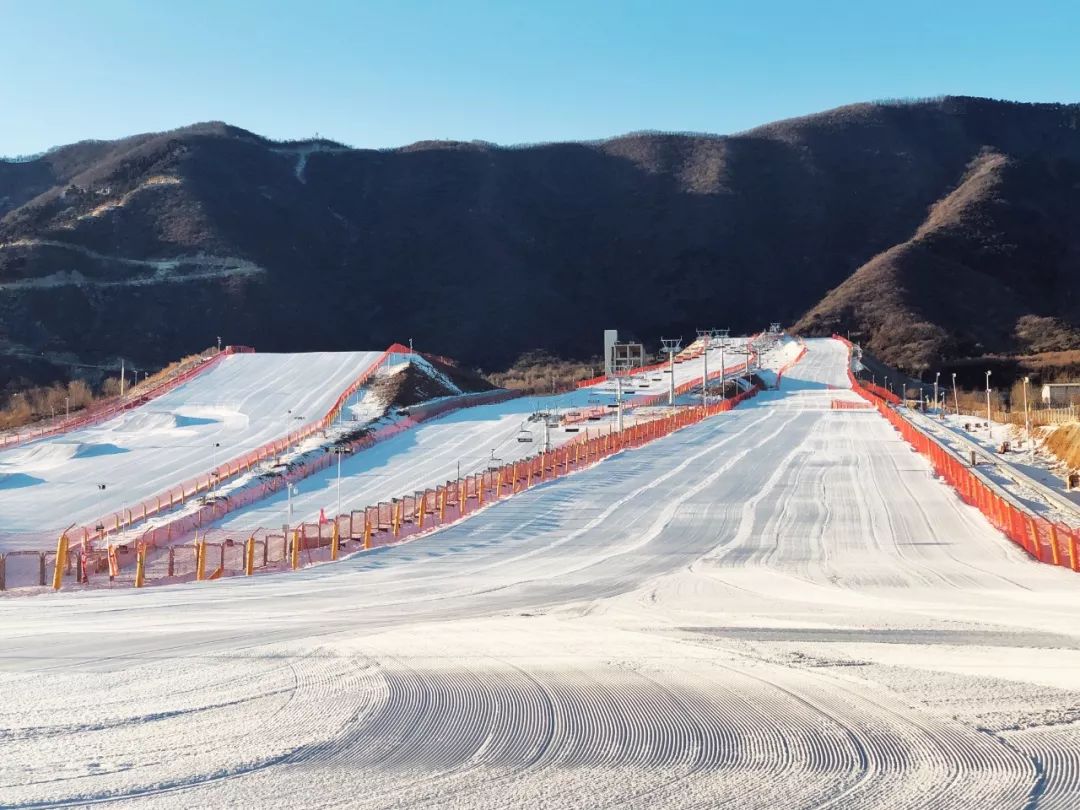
[
  {"xmin": 542, "ymin": 410, "xmax": 560, "ymax": 452},
  {"xmin": 697, "ymin": 328, "xmax": 721, "ymax": 407},
  {"xmin": 660, "ymin": 337, "xmax": 682, "ymax": 407},
  {"xmin": 716, "ymin": 329, "xmax": 731, "ymax": 400},
  {"xmin": 610, "ymin": 352, "xmax": 641, "ymax": 432}
]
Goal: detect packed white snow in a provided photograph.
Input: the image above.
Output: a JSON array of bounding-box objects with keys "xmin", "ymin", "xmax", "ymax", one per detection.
[
  {"xmin": 209, "ymin": 338, "xmax": 758, "ymax": 532},
  {"xmin": 3, "ymin": 338, "xmax": 1080, "ymax": 808},
  {"xmin": 0, "ymin": 351, "xmax": 383, "ymax": 548}
]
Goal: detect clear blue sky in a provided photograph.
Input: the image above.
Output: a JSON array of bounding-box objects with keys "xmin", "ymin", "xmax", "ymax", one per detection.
[{"xmin": 1, "ymin": 0, "xmax": 1077, "ymax": 156}]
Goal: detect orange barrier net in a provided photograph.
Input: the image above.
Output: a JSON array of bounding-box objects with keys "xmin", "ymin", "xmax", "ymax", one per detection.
[
  {"xmin": 831, "ymin": 400, "xmax": 872, "ymax": 410},
  {"xmin": 833, "ymin": 335, "xmax": 1080, "ymax": 571},
  {"xmin": 71, "ymin": 343, "xmax": 411, "ymax": 547},
  {"xmin": 24, "ymin": 385, "xmax": 763, "ymax": 591}
]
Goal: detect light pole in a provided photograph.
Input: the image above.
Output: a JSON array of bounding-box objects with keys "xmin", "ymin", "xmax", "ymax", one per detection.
[
  {"xmin": 65, "ymin": 396, "xmax": 70, "ymax": 420},
  {"xmin": 985, "ymin": 370, "xmax": 992, "ymax": 425},
  {"xmin": 331, "ymin": 446, "xmax": 347, "ymax": 518},
  {"xmin": 286, "ymin": 482, "xmax": 298, "ymax": 529},
  {"xmin": 719, "ymin": 335, "xmax": 727, "ymax": 401},
  {"xmin": 934, "ymin": 372, "xmax": 940, "ymax": 415},
  {"xmin": 211, "ymin": 442, "xmax": 220, "ymax": 492},
  {"xmin": 94, "ymin": 483, "xmax": 107, "ymax": 542},
  {"xmin": 952, "ymin": 372, "xmax": 959, "ymax": 417},
  {"xmin": 884, "ymin": 376, "xmax": 889, "ymax": 400},
  {"xmin": 698, "ymin": 329, "xmax": 708, "ymax": 408},
  {"xmin": 661, "ymin": 338, "xmax": 681, "ymax": 408},
  {"xmin": 697, "ymin": 328, "xmax": 717, "ymax": 408},
  {"xmin": 1023, "ymin": 376, "xmax": 1032, "ymax": 458}
]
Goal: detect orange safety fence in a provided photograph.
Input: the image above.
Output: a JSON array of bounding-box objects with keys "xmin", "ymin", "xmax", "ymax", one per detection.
[
  {"xmin": 564, "ymin": 353, "xmax": 757, "ymax": 425},
  {"xmin": 126, "ymin": 388, "xmax": 522, "ymax": 553},
  {"xmin": 831, "ymin": 334, "xmax": 902, "ymax": 404},
  {"xmin": 574, "ymin": 335, "xmax": 740, "ymax": 390},
  {"xmin": 24, "ymin": 384, "xmax": 764, "ymax": 591},
  {"xmin": 631, "ymin": 353, "xmax": 757, "ymax": 410},
  {"xmin": 67, "ymin": 343, "xmax": 411, "ymax": 548},
  {"xmin": 833, "ymin": 336, "xmax": 1080, "ymax": 572},
  {"xmin": 0, "ymin": 345, "xmax": 254, "ymax": 450},
  {"xmin": 774, "ymin": 340, "xmax": 808, "ymax": 387}
]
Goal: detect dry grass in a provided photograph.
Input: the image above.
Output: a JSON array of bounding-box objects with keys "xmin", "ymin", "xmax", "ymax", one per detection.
[
  {"xmin": 0, "ymin": 347, "xmax": 216, "ymax": 432},
  {"xmin": 488, "ymin": 350, "xmax": 603, "ymax": 394},
  {"xmin": 0, "ymin": 380, "xmax": 95, "ymax": 431},
  {"xmin": 1044, "ymin": 423, "xmax": 1080, "ymax": 472},
  {"xmin": 951, "ymin": 389, "xmax": 1006, "ymax": 417},
  {"xmin": 132, "ymin": 349, "xmax": 215, "ymax": 392}
]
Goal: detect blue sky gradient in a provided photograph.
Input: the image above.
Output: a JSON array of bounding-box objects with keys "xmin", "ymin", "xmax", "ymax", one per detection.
[{"xmin": 1, "ymin": 0, "xmax": 1077, "ymax": 156}]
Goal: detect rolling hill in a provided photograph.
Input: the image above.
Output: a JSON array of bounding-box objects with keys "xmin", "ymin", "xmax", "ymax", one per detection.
[{"xmin": 2, "ymin": 96, "xmax": 1079, "ymax": 387}]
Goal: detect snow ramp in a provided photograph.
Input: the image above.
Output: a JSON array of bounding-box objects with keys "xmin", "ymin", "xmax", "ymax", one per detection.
[{"xmin": 0, "ymin": 349, "xmax": 385, "ymax": 549}]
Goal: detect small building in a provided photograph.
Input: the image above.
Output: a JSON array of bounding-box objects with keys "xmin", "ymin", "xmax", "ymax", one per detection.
[{"xmin": 1041, "ymin": 383, "xmax": 1080, "ymax": 407}]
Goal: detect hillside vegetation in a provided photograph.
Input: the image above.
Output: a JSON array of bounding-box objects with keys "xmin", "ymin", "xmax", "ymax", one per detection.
[{"xmin": 2, "ymin": 97, "xmax": 1079, "ymax": 383}]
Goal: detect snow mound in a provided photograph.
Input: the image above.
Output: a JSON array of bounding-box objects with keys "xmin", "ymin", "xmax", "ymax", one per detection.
[
  {"xmin": 113, "ymin": 411, "xmax": 187, "ymax": 432},
  {"xmin": 2, "ymin": 441, "xmax": 127, "ymax": 469},
  {"xmin": 0, "ymin": 472, "xmax": 43, "ymax": 489},
  {"xmin": 113, "ymin": 409, "xmax": 231, "ymax": 433}
]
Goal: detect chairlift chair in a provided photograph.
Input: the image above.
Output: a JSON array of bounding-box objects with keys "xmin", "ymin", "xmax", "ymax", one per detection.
[{"xmin": 517, "ymin": 425, "xmax": 534, "ymax": 443}]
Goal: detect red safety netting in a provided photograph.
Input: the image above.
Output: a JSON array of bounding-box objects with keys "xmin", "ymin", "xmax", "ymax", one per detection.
[
  {"xmin": 774, "ymin": 340, "xmax": 808, "ymax": 386},
  {"xmin": 71, "ymin": 343, "xmax": 412, "ymax": 547},
  {"xmin": 833, "ymin": 336, "xmax": 1080, "ymax": 573},
  {"xmin": 573, "ymin": 335, "xmax": 751, "ymax": 390},
  {"xmin": 99, "ymin": 389, "xmax": 523, "ymax": 555},
  {"xmin": 29, "ymin": 383, "xmax": 764, "ymax": 590},
  {"xmin": 168, "ymin": 385, "xmax": 765, "ymax": 582}
]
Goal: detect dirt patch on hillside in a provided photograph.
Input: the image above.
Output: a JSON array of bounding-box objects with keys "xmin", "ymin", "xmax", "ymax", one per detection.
[
  {"xmin": 425, "ymin": 356, "xmax": 495, "ymax": 393},
  {"xmin": 1044, "ymin": 423, "xmax": 1080, "ymax": 472},
  {"xmin": 372, "ymin": 365, "xmax": 460, "ymax": 409}
]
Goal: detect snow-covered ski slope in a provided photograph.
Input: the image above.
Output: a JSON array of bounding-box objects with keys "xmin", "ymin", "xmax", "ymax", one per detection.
[
  {"xmin": 209, "ymin": 337, "xmax": 756, "ymax": 532},
  {"xmin": 6, "ymin": 337, "xmax": 1080, "ymax": 808},
  {"xmin": 600, "ymin": 335, "xmax": 752, "ymax": 397},
  {"xmin": 213, "ymin": 394, "xmax": 580, "ymax": 531},
  {"xmin": 0, "ymin": 351, "xmax": 382, "ymax": 547}
]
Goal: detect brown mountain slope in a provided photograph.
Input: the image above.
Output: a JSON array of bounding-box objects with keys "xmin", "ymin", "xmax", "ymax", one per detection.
[
  {"xmin": 2, "ymin": 96, "xmax": 1080, "ymax": 388},
  {"xmin": 794, "ymin": 147, "xmax": 1080, "ymax": 370}
]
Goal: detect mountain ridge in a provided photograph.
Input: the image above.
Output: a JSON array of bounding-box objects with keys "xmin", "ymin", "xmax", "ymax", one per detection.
[{"xmin": 2, "ymin": 95, "xmax": 1079, "ymax": 389}]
